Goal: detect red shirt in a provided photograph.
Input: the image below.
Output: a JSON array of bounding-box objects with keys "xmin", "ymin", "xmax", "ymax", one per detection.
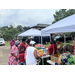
[
  {"xmin": 19, "ymin": 53, "xmax": 25, "ymax": 62},
  {"xmin": 19, "ymin": 43, "xmax": 26, "ymax": 53},
  {"xmin": 73, "ymin": 46, "xmax": 75, "ymax": 54},
  {"xmin": 48, "ymin": 44, "xmax": 57, "ymax": 55}
]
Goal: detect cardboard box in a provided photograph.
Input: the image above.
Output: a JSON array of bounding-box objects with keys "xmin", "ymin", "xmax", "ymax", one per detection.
[{"xmin": 51, "ymin": 54, "xmax": 60, "ymax": 63}]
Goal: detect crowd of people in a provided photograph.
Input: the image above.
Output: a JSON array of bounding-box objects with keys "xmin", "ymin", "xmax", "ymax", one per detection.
[
  {"xmin": 48, "ymin": 39, "xmax": 75, "ymax": 65},
  {"xmin": 8, "ymin": 38, "xmax": 40, "ymax": 65},
  {"xmin": 8, "ymin": 37, "xmax": 75, "ymax": 65}
]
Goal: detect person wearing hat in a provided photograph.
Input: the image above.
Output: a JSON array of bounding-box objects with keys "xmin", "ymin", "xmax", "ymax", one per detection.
[
  {"xmin": 26, "ymin": 41, "xmax": 40, "ymax": 65},
  {"xmin": 8, "ymin": 40, "xmax": 20, "ymax": 65}
]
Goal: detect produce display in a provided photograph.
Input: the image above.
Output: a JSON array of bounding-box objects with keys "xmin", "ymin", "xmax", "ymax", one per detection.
[
  {"xmin": 35, "ymin": 44, "xmax": 45, "ymax": 48},
  {"xmin": 37, "ymin": 49, "xmax": 46, "ymax": 57},
  {"xmin": 51, "ymin": 54, "xmax": 61, "ymax": 63}
]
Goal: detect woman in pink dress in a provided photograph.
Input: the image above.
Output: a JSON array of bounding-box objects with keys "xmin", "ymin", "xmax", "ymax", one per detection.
[
  {"xmin": 10, "ymin": 39, "xmax": 15, "ymax": 49},
  {"xmin": 8, "ymin": 40, "xmax": 20, "ymax": 65}
]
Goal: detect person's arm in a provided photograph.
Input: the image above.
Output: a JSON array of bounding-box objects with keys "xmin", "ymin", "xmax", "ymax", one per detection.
[
  {"xmin": 52, "ymin": 45, "xmax": 56, "ymax": 55},
  {"xmin": 34, "ymin": 49, "xmax": 40, "ymax": 59},
  {"xmin": 11, "ymin": 53, "xmax": 18, "ymax": 61},
  {"xmin": 58, "ymin": 54, "xmax": 62, "ymax": 65},
  {"xmin": 52, "ymin": 50, "xmax": 55, "ymax": 55}
]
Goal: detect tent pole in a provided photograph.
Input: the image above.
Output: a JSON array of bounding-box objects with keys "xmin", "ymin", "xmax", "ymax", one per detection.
[
  {"xmin": 50, "ymin": 34, "xmax": 51, "ymax": 42},
  {"xmin": 64, "ymin": 34, "xmax": 66, "ymax": 45},
  {"xmin": 41, "ymin": 34, "xmax": 44, "ymax": 65},
  {"xmin": 22, "ymin": 36, "xmax": 23, "ymax": 39},
  {"xmin": 39, "ymin": 36, "xmax": 40, "ymax": 43}
]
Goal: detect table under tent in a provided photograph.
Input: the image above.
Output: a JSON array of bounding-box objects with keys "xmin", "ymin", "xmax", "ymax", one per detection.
[
  {"xmin": 41, "ymin": 14, "xmax": 75, "ymax": 65},
  {"xmin": 18, "ymin": 28, "xmax": 51, "ymax": 65}
]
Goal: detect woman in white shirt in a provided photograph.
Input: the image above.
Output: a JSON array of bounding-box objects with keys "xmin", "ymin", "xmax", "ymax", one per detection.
[{"xmin": 26, "ymin": 41, "xmax": 40, "ymax": 65}]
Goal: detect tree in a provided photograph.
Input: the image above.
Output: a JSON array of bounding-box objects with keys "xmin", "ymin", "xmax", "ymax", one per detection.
[
  {"xmin": 3, "ymin": 28, "xmax": 19, "ymax": 41},
  {"xmin": 23, "ymin": 26, "xmax": 30, "ymax": 31},
  {"xmin": 0, "ymin": 28, "xmax": 3, "ymax": 37},
  {"xmin": 52, "ymin": 9, "xmax": 75, "ymax": 37},
  {"xmin": 52, "ymin": 9, "xmax": 75, "ymax": 24},
  {"xmin": 0, "ymin": 25, "xmax": 31, "ymax": 41},
  {"xmin": 17, "ymin": 25, "xmax": 23, "ymax": 32},
  {"xmin": 8, "ymin": 25, "xmax": 13, "ymax": 30}
]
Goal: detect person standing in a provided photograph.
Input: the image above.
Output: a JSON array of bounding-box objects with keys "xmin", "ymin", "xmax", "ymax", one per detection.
[
  {"xmin": 26, "ymin": 41, "xmax": 40, "ymax": 65},
  {"xmin": 19, "ymin": 38, "xmax": 26, "ymax": 54},
  {"xmin": 10, "ymin": 39, "xmax": 15, "ymax": 49},
  {"xmin": 19, "ymin": 49, "xmax": 25, "ymax": 65},
  {"xmin": 52, "ymin": 41, "xmax": 57, "ymax": 55},
  {"xmin": 48, "ymin": 40, "xmax": 57, "ymax": 55},
  {"xmin": 58, "ymin": 44, "xmax": 75, "ymax": 65},
  {"xmin": 8, "ymin": 40, "xmax": 20, "ymax": 65}
]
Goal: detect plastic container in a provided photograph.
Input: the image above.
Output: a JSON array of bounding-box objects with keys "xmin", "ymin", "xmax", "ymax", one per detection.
[
  {"xmin": 55, "ymin": 63, "xmax": 58, "ymax": 65},
  {"xmin": 42, "ymin": 47, "xmax": 45, "ymax": 50},
  {"xmin": 44, "ymin": 50, "xmax": 48, "ymax": 55},
  {"xmin": 42, "ymin": 47, "xmax": 45, "ymax": 52}
]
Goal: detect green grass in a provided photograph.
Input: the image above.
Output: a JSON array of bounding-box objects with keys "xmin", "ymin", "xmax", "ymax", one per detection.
[
  {"xmin": 44, "ymin": 40, "xmax": 73, "ymax": 48},
  {"xmin": 5, "ymin": 40, "xmax": 73, "ymax": 48},
  {"xmin": 5, "ymin": 41, "xmax": 10, "ymax": 47}
]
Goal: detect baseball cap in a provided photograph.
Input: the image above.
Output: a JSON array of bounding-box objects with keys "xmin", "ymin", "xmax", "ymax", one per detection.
[{"xmin": 30, "ymin": 41, "xmax": 36, "ymax": 45}]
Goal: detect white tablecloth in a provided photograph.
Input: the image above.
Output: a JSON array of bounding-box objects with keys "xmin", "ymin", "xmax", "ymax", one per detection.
[
  {"xmin": 41, "ymin": 55, "xmax": 51, "ymax": 59},
  {"xmin": 47, "ymin": 60, "xmax": 55, "ymax": 65}
]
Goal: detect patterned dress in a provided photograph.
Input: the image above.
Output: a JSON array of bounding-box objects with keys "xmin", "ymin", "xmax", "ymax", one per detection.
[
  {"xmin": 10, "ymin": 40, "xmax": 15, "ymax": 49},
  {"xmin": 8, "ymin": 45, "xmax": 19, "ymax": 65},
  {"xmin": 61, "ymin": 53, "xmax": 75, "ymax": 65}
]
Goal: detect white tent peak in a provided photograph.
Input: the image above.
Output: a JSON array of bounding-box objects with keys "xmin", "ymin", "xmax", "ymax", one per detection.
[
  {"xmin": 18, "ymin": 28, "xmax": 50, "ymax": 36},
  {"xmin": 41, "ymin": 14, "xmax": 75, "ymax": 34}
]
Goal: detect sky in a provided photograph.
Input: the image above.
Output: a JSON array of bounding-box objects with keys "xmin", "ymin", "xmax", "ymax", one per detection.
[{"xmin": 0, "ymin": 9, "xmax": 59, "ymax": 27}]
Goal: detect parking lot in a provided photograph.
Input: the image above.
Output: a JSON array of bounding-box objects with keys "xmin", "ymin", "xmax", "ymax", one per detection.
[{"xmin": 0, "ymin": 46, "xmax": 10, "ymax": 65}]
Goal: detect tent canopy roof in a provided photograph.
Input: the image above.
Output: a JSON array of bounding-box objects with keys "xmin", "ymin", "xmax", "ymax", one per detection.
[
  {"xmin": 18, "ymin": 28, "xmax": 50, "ymax": 36},
  {"xmin": 41, "ymin": 14, "xmax": 75, "ymax": 34}
]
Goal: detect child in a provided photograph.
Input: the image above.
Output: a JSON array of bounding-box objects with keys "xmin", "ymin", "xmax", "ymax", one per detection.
[
  {"xmin": 19, "ymin": 49, "xmax": 25, "ymax": 65},
  {"xmin": 73, "ymin": 40, "xmax": 75, "ymax": 55}
]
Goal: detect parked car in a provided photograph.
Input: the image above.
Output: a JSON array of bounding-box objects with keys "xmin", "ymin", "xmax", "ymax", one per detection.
[
  {"xmin": 54, "ymin": 36, "xmax": 72, "ymax": 43},
  {"xmin": 0, "ymin": 38, "xmax": 5, "ymax": 46},
  {"xmin": 32, "ymin": 36, "xmax": 50, "ymax": 44}
]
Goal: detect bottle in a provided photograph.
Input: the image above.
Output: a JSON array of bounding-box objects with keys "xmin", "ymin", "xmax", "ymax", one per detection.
[
  {"xmin": 44, "ymin": 50, "xmax": 48, "ymax": 55},
  {"xmin": 42, "ymin": 47, "xmax": 45, "ymax": 52}
]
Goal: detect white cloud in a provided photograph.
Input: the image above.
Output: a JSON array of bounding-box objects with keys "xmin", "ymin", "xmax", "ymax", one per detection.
[{"xmin": 0, "ymin": 9, "xmax": 59, "ymax": 27}]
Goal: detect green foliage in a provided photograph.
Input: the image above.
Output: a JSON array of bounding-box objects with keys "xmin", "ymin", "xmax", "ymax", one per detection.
[
  {"xmin": 0, "ymin": 25, "xmax": 31, "ymax": 41},
  {"xmin": 17, "ymin": 25, "xmax": 23, "ymax": 32},
  {"xmin": 52, "ymin": 9, "xmax": 75, "ymax": 24},
  {"xmin": 23, "ymin": 26, "xmax": 30, "ymax": 31},
  {"xmin": 52, "ymin": 9, "xmax": 75, "ymax": 37}
]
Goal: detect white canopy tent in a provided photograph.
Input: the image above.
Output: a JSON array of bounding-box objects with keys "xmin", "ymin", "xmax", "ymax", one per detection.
[
  {"xmin": 18, "ymin": 28, "xmax": 50, "ymax": 65},
  {"xmin": 41, "ymin": 14, "xmax": 75, "ymax": 65},
  {"xmin": 41, "ymin": 14, "xmax": 75, "ymax": 34},
  {"xmin": 18, "ymin": 28, "xmax": 50, "ymax": 36}
]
